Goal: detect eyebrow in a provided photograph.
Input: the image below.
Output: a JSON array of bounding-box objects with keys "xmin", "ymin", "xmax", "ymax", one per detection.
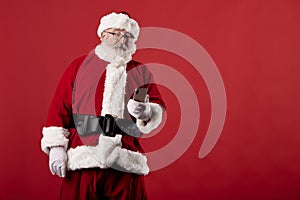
[{"xmin": 109, "ymin": 28, "xmax": 126, "ymax": 32}]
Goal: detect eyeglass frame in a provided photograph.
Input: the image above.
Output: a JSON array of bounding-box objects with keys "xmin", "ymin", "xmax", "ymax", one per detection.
[{"xmin": 103, "ymin": 31, "xmax": 134, "ymax": 40}]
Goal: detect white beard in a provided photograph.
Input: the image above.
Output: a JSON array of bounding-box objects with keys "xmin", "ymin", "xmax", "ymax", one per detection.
[
  {"xmin": 95, "ymin": 39, "xmax": 136, "ymax": 63},
  {"xmin": 95, "ymin": 39, "xmax": 136, "ymax": 118}
]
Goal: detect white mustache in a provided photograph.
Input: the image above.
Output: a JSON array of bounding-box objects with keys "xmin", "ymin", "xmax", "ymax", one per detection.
[{"xmin": 95, "ymin": 39, "xmax": 137, "ymax": 63}]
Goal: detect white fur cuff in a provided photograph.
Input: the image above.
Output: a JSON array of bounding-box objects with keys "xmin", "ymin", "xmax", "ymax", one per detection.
[
  {"xmin": 41, "ymin": 126, "xmax": 70, "ymax": 155},
  {"xmin": 137, "ymin": 103, "xmax": 163, "ymax": 134}
]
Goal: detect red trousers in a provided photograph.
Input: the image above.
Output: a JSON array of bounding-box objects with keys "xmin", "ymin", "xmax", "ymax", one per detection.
[{"xmin": 59, "ymin": 168, "xmax": 148, "ymax": 200}]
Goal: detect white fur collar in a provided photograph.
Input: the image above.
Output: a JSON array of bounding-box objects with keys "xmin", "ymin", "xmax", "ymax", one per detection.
[{"xmin": 95, "ymin": 46, "xmax": 132, "ymax": 118}]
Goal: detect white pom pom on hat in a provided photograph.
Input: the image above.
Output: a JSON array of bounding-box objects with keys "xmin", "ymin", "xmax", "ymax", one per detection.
[{"xmin": 97, "ymin": 12, "xmax": 140, "ymax": 42}]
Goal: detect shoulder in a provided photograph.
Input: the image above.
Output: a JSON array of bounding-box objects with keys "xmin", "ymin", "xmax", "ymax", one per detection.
[
  {"xmin": 127, "ymin": 60, "xmax": 150, "ymax": 74},
  {"xmin": 57, "ymin": 55, "xmax": 88, "ymax": 83},
  {"xmin": 65, "ymin": 55, "xmax": 88, "ymax": 73},
  {"xmin": 128, "ymin": 59, "xmax": 143, "ymax": 68}
]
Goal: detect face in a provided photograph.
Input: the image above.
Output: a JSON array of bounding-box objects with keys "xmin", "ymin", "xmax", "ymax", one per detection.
[{"xmin": 101, "ymin": 28, "xmax": 134, "ymax": 50}]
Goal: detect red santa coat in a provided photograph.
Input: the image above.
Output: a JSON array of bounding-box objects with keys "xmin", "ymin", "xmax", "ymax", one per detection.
[
  {"xmin": 44, "ymin": 52, "xmax": 165, "ymax": 148},
  {"xmin": 41, "ymin": 52, "xmax": 165, "ymax": 199}
]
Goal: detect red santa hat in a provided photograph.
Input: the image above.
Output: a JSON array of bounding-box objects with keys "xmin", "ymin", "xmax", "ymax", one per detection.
[{"xmin": 97, "ymin": 12, "xmax": 140, "ymax": 42}]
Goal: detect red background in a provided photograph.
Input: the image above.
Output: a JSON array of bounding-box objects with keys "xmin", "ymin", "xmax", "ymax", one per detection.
[{"xmin": 1, "ymin": 0, "xmax": 300, "ymax": 199}]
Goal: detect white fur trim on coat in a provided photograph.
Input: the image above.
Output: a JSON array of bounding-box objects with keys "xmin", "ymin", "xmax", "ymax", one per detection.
[
  {"xmin": 101, "ymin": 57, "xmax": 131, "ymax": 118},
  {"xmin": 67, "ymin": 134, "xmax": 149, "ymax": 175},
  {"xmin": 97, "ymin": 12, "xmax": 140, "ymax": 42},
  {"xmin": 115, "ymin": 147, "xmax": 149, "ymax": 175},
  {"xmin": 41, "ymin": 126, "xmax": 70, "ymax": 155},
  {"xmin": 136, "ymin": 103, "xmax": 163, "ymax": 134}
]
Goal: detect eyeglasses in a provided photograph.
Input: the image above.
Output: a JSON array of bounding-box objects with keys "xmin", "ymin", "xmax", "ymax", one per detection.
[{"xmin": 103, "ymin": 31, "xmax": 134, "ymax": 40}]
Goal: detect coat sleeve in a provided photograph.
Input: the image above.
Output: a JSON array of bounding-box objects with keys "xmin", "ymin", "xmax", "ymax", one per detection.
[
  {"xmin": 135, "ymin": 64, "xmax": 166, "ymax": 133},
  {"xmin": 41, "ymin": 56, "xmax": 85, "ymax": 154}
]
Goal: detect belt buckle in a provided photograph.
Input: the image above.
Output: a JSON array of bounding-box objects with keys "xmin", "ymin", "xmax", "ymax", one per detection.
[{"xmin": 103, "ymin": 114, "xmax": 116, "ymax": 137}]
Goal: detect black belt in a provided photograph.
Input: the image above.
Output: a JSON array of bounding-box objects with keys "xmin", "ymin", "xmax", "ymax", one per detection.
[{"xmin": 73, "ymin": 113, "xmax": 141, "ymax": 138}]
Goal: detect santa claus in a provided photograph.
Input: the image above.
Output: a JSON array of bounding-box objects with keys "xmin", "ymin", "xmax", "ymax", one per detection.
[{"xmin": 41, "ymin": 11, "xmax": 165, "ymax": 199}]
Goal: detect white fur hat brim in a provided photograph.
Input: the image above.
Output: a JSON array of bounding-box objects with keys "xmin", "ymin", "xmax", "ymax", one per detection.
[{"xmin": 97, "ymin": 12, "xmax": 140, "ymax": 42}]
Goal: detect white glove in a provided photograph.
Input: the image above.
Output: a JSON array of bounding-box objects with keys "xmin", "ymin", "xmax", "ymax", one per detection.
[
  {"xmin": 49, "ymin": 147, "xmax": 67, "ymax": 178},
  {"xmin": 127, "ymin": 99, "xmax": 152, "ymax": 121}
]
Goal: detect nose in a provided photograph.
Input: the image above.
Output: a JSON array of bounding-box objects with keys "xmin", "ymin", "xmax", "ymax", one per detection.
[{"xmin": 118, "ymin": 36, "xmax": 126, "ymax": 44}]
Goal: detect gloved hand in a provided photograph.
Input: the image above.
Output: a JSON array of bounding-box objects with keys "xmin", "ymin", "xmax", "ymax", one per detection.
[
  {"xmin": 127, "ymin": 99, "xmax": 152, "ymax": 121},
  {"xmin": 49, "ymin": 146, "xmax": 67, "ymax": 178}
]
